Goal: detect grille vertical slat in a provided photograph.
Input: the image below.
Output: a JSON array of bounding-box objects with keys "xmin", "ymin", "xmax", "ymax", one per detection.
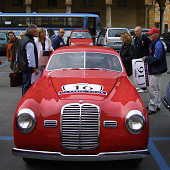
[{"xmin": 61, "ymin": 103, "xmax": 100, "ymax": 150}]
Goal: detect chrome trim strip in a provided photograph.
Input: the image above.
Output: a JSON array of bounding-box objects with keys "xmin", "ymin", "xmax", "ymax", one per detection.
[
  {"xmin": 162, "ymin": 97, "xmax": 170, "ymax": 111},
  {"xmin": 12, "ymin": 148, "xmax": 149, "ymax": 161}
]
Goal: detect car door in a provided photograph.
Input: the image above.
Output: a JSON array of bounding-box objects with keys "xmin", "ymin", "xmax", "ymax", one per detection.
[{"xmin": 97, "ymin": 28, "xmax": 107, "ymax": 46}]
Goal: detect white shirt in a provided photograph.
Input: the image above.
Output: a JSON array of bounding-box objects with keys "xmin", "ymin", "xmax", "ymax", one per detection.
[
  {"xmin": 35, "ymin": 37, "xmax": 54, "ymax": 59},
  {"xmin": 25, "ymin": 42, "xmax": 36, "ymax": 68}
]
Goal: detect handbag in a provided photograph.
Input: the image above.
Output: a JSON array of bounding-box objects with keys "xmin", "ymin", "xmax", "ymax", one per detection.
[{"xmin": 9, "ymin": 69, "xmax": 22, "ymax": 87}]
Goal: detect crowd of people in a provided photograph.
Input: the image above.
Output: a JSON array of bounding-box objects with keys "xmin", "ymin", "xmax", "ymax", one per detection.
[
  {"xmin": 119, "ymin": 26, "xmax": 167, "ymax": 115},
  {"xmin": 6, "ymin": 25, "xmax": 66, "ymax": 96},
  {"xmin": 6, "ymin": 25, "xmax": 168, "ymax": 115}
]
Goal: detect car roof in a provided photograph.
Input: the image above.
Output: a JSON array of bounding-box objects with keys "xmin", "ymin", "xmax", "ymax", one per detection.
[
  {"xmin": 104, "ymin": 27, "xmax": 129, "ymax": 30},
  {"xmin": 0, "ymin": 32, "xmax": 8, "ymax": 35},
  {"xmin": 129, "ymin": 28, "xmax": 150, "ymax": 31},
  {"xmin": 71, "ymin": 29, "xmax": 89, "ymax": 32},
  {"xmin": 52, "ymin": 46, "xmax": 119, "ymax": 55}
]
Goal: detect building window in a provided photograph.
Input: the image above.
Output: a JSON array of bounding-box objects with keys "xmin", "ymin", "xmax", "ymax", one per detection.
[
  {"xmin": 155, "ymin": 22, "xmax": 160, "ymax": 29},
  {"xmin": 165, "ymin": 7, "xmax": 168, "ymax": 14},
  {"xmin": 117, "ymin": 0, "xmax": 127, "ymax": 7},
  {"xmin": 83, "ymin": 0, "xmax": 92, "ymax": 8},
  {"xmin": 13, "ymin": 0, "xmax": 23, "ymax": 6},
  {"xmin": 164, "ymin": 24, "xmax": 168, "ymax": 32},
  {"xmin": 48, "ymin": 0, "xmax": 58, "ymax": 7}
]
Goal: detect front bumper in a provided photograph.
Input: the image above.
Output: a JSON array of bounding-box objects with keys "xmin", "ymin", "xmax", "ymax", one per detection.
[
  {"xmin": 162, "ymin": 97, "xmax": 170, "ymax": 111},
  {"xmin": 12, "ymin": 148, "xmax": 149, "ymax": 161}
]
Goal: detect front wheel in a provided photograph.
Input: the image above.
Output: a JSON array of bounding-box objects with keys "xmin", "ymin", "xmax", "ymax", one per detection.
[{"xmin": 23, "ymin": 157, "xmax": 36, "ymax": 164}]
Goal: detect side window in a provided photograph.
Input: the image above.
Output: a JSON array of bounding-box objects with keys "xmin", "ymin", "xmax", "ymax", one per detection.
[{"xmin": 100, "ymin": 29, "xmax": 106, "ymax": 37}]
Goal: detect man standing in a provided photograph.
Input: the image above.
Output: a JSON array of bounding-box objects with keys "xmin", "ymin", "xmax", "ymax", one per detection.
[
  {"xmin": 17, "ymin": 24, "xmax": 39, "ymax": 96},
  {"xmin": 134, "ymin": 26, "xmax": 151, "ymax": 92},
  {"xmin": 134, "ymin": 26, "xmax": 150, "ymax": 59},
  {"xmin": 52, "ymin": 29, "xmax": 65, "ymax": 50},
  {"xmin": 142, "ymin": 27, "xmax": 167, "ymax": 114}
]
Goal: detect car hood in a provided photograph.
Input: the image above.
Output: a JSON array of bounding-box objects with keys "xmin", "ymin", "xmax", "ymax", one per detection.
[
  {"xmin": 70, "ymin": 39, "xmax": 93, "ymax": 46},
  {"xmin": 50, "ymin": 70, "xmax": 120, "ymax": 100}
]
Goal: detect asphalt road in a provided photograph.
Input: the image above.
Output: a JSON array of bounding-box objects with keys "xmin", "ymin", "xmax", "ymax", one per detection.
[{"xmin": 0, "ymin": 54, "xmax": 170, "ymax": 170}]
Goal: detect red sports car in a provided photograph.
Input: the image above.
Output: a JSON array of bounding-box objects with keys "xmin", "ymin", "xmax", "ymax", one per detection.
[
  {"xmin": 12, "ymin": 46, "xmax": 149, "ymax": 162},
  {"xmin": 69, "ymin": 29, "xmax": 94, "ymax": 46}
]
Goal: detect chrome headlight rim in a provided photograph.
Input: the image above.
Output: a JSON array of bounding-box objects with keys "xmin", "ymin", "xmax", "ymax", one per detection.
[
  {"xmin": 16, "ymin": 108, "xmax": 36, "ymax": 134},
  {"xmin": 89, "ymin": 43, "xmax": 94, "ymax": 46},
  {"xmin": 71, "ymin": 43, "xmax": 75, "ymax": 46},
  {"xmin": 125, "ymin": 110, "xmax": 145, "ymax": 135}
]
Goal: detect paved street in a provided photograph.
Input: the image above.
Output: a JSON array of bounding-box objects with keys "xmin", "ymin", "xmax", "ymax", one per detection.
[{"xmin": 0, "ymin": 54, "xmax": 170, "ymax": 170}]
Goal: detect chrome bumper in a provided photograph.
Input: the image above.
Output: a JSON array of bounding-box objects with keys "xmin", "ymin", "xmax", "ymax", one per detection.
[
  {"xmin": 162, "ymin": 97, "xmax": 170, "ymax": 111},
  {"xmin": 12, "ymin": 148, "xmax": 149, "ymax": 161}
]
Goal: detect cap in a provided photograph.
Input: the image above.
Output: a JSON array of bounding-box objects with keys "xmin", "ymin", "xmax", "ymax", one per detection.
[{"xmin": 147, "ymin": 27, "xmax": 160, "ymax": 35}]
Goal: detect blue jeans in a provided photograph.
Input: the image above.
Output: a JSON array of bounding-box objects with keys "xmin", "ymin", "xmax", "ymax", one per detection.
[{"xmin": 22, "ymin": 72, "xmax": 33, "ymax": 96}]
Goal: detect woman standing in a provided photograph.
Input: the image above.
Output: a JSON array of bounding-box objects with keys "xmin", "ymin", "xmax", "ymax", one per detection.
[
  {"xmin": 35, "ymin": 28, "xmax": 53, "ymax": 73},
  {"xmin": 7, "ymin": 31, "xmax": 19, "ymax": 71},
  {"xmin": 120, "ymin": 32, "xmax": 134, "ymax": 77}
]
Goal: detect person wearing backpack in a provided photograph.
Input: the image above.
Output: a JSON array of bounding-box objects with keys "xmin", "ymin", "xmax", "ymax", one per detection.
[{"xmin": 142, "ymin": 27, "xmax": 168, "ymax": 114}]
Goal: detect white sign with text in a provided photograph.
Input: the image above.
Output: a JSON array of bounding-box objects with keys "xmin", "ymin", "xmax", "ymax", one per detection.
[{"xmin": 132, "ymin": 58, "xmax": 149, "ymax": 88}]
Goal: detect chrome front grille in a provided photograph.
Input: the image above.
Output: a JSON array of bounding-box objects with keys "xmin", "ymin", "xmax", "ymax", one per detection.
[{"xmin": 61, "ymin": 103, "xmax": 100, "ymax": 150}]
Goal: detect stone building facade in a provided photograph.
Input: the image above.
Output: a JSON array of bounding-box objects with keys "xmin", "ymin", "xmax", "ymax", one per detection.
[
  {"xmin": 155, "ymin": 0, "xmax": 170, "ymax": 32},
  {"xmin": 0, "ymin": 0, "xmax": 166, "ymax": 30}
]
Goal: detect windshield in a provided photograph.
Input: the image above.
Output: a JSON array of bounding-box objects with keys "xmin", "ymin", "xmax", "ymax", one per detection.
[
  {"xmin": 47, "ymin": 52, "xmax": 122, "ymax": 72},
  {"xmin": 0, "ymin": 33, "xmax": 6, "ymax": 40},
  {"xmin": 108, "ymin": 29, "xmax": 128, "ymax": 37},
  {"xmin": 71, "ymin": 31, "xmax": 91, "ymax": 39}
]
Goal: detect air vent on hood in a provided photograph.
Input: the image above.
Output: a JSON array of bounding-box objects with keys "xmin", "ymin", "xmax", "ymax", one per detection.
[
  {"xmin": 44, "ymin": 120, "xmax": 57, "ymax": 127},
  {"xmin": 103, "ymin": 121, "xmax": 117, "ymax": 128}
]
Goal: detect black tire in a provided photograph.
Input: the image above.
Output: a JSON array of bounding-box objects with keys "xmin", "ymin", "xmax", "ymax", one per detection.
[{"xmin": 23, "ymin": 157, "xmax": 36, "ymax": 163}]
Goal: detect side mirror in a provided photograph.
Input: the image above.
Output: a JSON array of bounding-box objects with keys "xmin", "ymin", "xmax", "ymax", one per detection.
[{"xmin": 67, "ymin": 36, "xmax": 70, "ymax": 46}]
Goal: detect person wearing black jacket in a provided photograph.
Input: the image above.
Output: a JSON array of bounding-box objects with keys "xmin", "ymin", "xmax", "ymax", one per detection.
[
  {"xmin": 17, "ymin": 24, "xmax": 39, "ymax": 96},
  {"xmin": 134, "ymin": 26, "xmax": 151, "ymax": 92},
  {"xmin": 134, "ymin": 26, "xmax": 150, "ymax": 59},
  {"xmin": 52, "ymin": 29, "xmax": 65, "ymax": 50},
  {"xmin": 120, "ymin": 32, "xmax": 134, "ymax": 77},
  {"xmin": 6, "ymin": 31, "xmax": 19, "ymax": 71}
]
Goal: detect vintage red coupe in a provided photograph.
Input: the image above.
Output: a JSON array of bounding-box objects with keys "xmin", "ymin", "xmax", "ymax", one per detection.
[
  {"xmin": 12, "ymin": 46, "xmax": 149, "ymax": 162},
  {"xmin": 68, "ymin": 29, "xmax": 94, "ymax": 46}
]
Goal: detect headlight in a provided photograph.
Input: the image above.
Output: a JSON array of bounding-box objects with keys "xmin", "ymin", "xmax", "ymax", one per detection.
[
  {"xmin": 71, "ymin": 43, "xmax": 75, "ymax": 46},
  {"xmin": 89, "ymin": 43, "xmax": 94, "ymax": 46},
  {"xmin": 16, "ymin": 108, "xmax": 36, "ymax": 134},
  {"xmin": 125, "ymin": 110, "xmax": 145, "ymax": 135}
]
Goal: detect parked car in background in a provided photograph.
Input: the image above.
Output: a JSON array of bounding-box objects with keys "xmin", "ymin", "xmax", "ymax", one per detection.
[
  {"xmin": 162, "ymin": 81, "xmax": 170, "ymax": 111},
  {"xmin": 12, "ymin": 46, "xmax": 149, "ymax": 162},
  {"xmin": 96, "ymin": 27, "xmax": 129, "ymax": 52},
  {"xmin": 67, "ymin": 29, "xmax": 94, "ymax": 46},
  {"xmin": 129, "ymin": 28, "xmax": 150, "ymax": 38},
  {"xmin": 0, "ymin": 32, "xmax": 9, "ymax": 56},
  {"xmin": 46, "ymin": 28, "xmax": 56, "ymax": 43},
  {"xmin": 161, "ymin": 32, "xmax": 170, "ymax": 52}
]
